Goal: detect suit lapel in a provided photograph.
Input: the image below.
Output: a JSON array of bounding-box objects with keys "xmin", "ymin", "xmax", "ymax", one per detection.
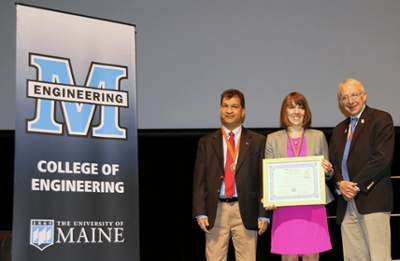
[
  {"xmin": 351, "ymin": 106, "xmax": 370, "ymax": 147},
  {"xmin": 337, "ymin": 119, "xmax": 350, "ymax": 163},
  {"xmin": 211, "ymin": 130, "xmax": 225, "ymax": 171},
  {"xmin": 277, "ymin": 130, "xmax": 288, "ymax": 157},
  {"xmin": 235, "ymin": 128, "xmax": 250, "ymax": 174},
  {"xmin": 305, "ymin": 130, "xmax": 314, "ymax": 156}
]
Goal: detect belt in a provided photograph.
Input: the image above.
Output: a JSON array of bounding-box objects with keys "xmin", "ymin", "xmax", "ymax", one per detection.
[{"xmin": 219, "ymin": 197, "xmax": 238, "ymax": 203}]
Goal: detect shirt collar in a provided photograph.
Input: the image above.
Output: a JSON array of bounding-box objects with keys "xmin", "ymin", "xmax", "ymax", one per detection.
[{"xmin": 222, "ymin": 125, "xmax": 242, "ymax": 138}]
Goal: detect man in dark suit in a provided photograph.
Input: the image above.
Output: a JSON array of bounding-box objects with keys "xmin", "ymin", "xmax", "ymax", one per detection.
[
  {"xmin": 192, "ymin": 89, "xmax": 270, "ymax": 261},
  {"xmin": 329, "ymin": 78, "xmax": 395, "ymax": 261}
]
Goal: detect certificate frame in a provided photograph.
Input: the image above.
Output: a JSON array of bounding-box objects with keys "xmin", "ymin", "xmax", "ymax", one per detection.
[{"xmin": 263, "ymin": 155, "xmax": 326, "ymax": 207}]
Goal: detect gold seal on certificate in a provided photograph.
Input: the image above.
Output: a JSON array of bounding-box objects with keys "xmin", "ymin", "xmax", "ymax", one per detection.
[
  {"xmin": 262, "ymin": 156, "xmax": 326, "ymax": 207},
  {"xmin": 230, "ymin": 163, "xmax": 236, "ymax": 172}
]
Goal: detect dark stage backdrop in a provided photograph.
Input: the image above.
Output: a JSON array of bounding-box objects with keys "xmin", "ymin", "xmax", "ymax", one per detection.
[{"xmin": 1, "ymin": 128, "xmax": 400, "ymax": 260}]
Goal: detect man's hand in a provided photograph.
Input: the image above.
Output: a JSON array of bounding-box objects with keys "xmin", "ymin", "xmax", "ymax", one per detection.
[
  {"xmin": 339, "ymin": 181, "xmax": 360, "ymax": 201},
  {"xmin": 258, "ymin": 220, "xmax": 268, "ymax": 235},
  {"xmin": 198, "ymin": 217, "xmax": 210, "ymax": 234}
]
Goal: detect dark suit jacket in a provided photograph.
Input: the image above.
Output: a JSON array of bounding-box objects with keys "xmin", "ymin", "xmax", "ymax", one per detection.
[
  {"xmin": 192, "ymin": 127, "xmax": 269, "ymax": 230},
  {"xmin": 329, "ymin": 106, "xmax": 395, "ymax": 224}
]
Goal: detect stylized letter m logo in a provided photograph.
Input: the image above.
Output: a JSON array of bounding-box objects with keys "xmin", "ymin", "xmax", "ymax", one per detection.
[{"xmin": 27, "ymin": 53, "xmax": 129, "ymax": 139}]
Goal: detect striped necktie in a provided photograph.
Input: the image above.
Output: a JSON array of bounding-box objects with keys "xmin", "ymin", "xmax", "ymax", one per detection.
[{"xmin": 341, "ymin": 117, "xmax": 358, "ymax": 181}]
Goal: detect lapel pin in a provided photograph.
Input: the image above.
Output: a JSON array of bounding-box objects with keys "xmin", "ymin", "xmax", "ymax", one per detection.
[
  {"xmin": 361, "ymin": 119, "xmax": 364, "ymax": 124},
  {"xmin": 246, "ymin": 142, "xmax": 249, "ymax": 145}
]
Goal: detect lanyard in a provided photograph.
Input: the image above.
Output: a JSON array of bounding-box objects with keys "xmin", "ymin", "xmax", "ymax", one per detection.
[
  {"xmin": 221, "ymin": 128, "xmax": 241, "ymax": 162},
  {"xmin": 286, "ymin": 128, "xmax": 305, "ymax": 157}
]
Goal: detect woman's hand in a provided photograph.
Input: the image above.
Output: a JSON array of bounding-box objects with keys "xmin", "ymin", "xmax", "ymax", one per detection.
[
  {"xmin": 321, "ymin": 159, "xmax": 333, "ymax": 176},
  {"xmin": 261, "ymin": 198, "xmax": 278, "ymax": 211}
]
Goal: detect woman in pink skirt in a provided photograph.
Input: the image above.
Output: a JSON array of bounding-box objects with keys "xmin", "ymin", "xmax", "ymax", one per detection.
[{"xmin": 264, "ymin": 92, "xmax": 334, "ymax": 261}]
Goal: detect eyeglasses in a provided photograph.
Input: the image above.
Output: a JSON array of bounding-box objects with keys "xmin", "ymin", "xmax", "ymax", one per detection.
[{"xmin": 340, "ymin": 91, "xmax": 365, "ymax": 102}]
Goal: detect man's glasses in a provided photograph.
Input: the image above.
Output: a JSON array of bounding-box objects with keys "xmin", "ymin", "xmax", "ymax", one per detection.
[{"xmin": 340, "ymin": 91, "xmax": 365, "ymax": 102}]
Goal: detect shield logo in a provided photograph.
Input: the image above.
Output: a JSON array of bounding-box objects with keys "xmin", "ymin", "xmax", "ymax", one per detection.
[{"xmin": 30, "ymin": 219, "xmax": 54, "ymax": 251}]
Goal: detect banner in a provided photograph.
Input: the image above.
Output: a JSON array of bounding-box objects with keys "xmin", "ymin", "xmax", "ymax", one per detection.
[{"xmin": 13, "ymin": 4, "xmax": 139, "ymax": 260}]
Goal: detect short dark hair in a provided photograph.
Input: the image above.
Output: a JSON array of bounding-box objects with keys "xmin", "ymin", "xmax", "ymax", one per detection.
[
  {"xmin": 220, "ymin": 89, "xmax": 245, "ymax": 108},
  {"xmin": 280, "ymin": 92, "xmax": 312, "ymax": 128}
]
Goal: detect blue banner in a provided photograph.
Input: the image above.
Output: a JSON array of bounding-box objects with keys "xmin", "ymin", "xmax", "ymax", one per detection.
[{"xmin": 13, "ymin": 4, "xmax": 139, "ymax": 260}]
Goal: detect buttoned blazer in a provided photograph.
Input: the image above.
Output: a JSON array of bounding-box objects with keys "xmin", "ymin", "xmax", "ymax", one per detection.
[
  {"xmin": 265, "ymin": 128, "xmax": 334, "ymax": 204},
  {"xmin": 329, "ymin": 106, "xmax": 395, "ymax": 224},
  {"xmin": 192, "ymin": 127, "xmax": 269, "ymax": 230}
]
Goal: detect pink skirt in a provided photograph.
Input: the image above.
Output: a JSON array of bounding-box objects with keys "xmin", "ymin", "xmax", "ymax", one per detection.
[{"xmin": 271, "ymin": 205, "xmax": 332, "ymax": 255}]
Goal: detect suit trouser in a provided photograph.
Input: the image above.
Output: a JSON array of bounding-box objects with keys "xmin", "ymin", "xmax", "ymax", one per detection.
[
  {"xmin": 341, "ymin": 200, "xmax": 391, "ymax": 261},
  {"xmin": 206, "ymin": 201, "xmax": 257, "ymax": 261}
]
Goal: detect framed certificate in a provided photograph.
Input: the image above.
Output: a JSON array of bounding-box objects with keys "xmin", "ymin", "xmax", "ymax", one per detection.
[{"xmin": 263, "ymin": 156, "xmax": 326, "ymax": 207}]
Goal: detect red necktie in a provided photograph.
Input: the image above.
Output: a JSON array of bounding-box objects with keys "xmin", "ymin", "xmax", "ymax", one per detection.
[{"xmin": 224, "ymin": 131, "xmax": 235, "ymax": 198}]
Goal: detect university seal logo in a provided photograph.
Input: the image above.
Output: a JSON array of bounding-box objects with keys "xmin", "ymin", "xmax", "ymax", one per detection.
[{"xmin": 30, "ymin": 219, "xmax": 55, "ymax": 251}]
